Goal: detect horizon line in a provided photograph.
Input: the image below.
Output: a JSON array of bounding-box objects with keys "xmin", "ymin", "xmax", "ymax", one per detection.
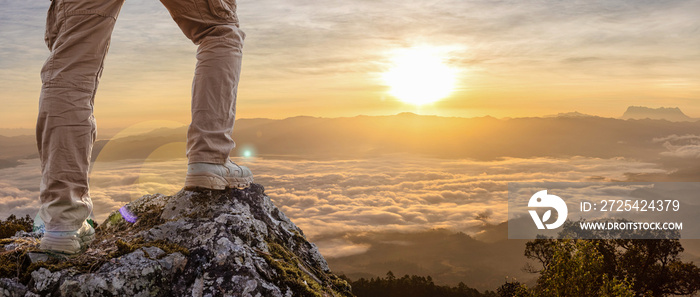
[{"xmin": 0, "ymin": 107, "xmax": 695, "ymax": 135}]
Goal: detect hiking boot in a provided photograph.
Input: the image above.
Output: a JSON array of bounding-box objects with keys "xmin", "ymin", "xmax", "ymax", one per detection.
[
  {"xmin": 185, "ymin": 159, "xmax": 253, "ymax": 190},
  {"xmin": 39, "ymin": 220, "xmax": 95, "ymax": 255}
]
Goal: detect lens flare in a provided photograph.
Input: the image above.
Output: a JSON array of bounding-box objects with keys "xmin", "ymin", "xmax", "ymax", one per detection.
[{"xmin": 119, "ymin": 205, "xmax": 138, "ymax": 223}]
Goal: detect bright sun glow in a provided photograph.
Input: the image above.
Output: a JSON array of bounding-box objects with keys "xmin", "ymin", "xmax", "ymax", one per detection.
[{"xmin": 382, "ymin": 46, "xmax": 458, "ymax": 105}]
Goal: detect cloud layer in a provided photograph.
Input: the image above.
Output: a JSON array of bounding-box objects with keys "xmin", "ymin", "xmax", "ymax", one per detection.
[
  {"xmin": 0, "ymin": 154, "xmax": 678, "ymax": 288},
  {"xmin": 654, "ymin": 134, "xmax": 700, "ymax": 158},
  {"xmin": 0, "ymin": 155, "xmax": 664, "ymax": 242}
]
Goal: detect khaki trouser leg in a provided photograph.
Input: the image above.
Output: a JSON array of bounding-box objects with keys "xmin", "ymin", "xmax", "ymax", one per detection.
[
  {"xmin": 160, "ymin": 0, "xmax": 245, "ymax": 165},
  {"xmin": 37, "ymin": 0, "xmax": 124, "ymax": 231}
]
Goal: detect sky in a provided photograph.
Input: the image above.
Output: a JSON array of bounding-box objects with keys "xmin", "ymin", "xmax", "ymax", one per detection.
[{"xmin": 0, "ymin": 0, "xmax": 699, "ymax": 129}]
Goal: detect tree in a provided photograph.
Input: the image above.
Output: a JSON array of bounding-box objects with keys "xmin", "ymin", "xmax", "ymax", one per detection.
[
  {"xmin": 348, "ymin": 271, "xmax": 487, "ymax": 297},
  {"xmin": 0, "ymin": 214, "xmax": 32, "ymax": 239},
  {"xmin": 531, "ymin": 239, "xmax": 634, "ymax": 297},
  {"xmin": 497, "ymin": 280, "xmax": 531, "ymax": 297},
  {"xmin": 524, "ymin": 220, "xmax": 700, "ymax": 296}
]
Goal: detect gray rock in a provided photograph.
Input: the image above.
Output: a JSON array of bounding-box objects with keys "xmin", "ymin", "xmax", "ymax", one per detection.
[{"xmin": 0, "ymin": 184, "xmax": 353, "ymax": 297}]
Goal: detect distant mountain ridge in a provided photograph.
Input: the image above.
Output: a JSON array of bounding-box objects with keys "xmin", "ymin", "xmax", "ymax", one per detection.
[
  {"xmin": 2, "ymin": 108, "xmax": 700, "ymax": 167},
  {"xmin": 621, "ymin": 106, "xmax": 695, "ymax": 122},
  {"xmin": 85, "ymin": 111, "xmax": 700, "ymax": 163},
  {"xmin": 545, "ymin": 111, "xmax": 595, "ymax": 118}
]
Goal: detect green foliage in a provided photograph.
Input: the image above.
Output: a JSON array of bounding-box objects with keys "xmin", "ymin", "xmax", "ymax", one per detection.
[
  {"xmin": 0, "ymin": 235, "xmax": 191, "ymax": 285},
  {"xmin": 328, "ymin": 273, "xmax": 355, "ymax": 297},
  {"xmin": 0, "ymin": 214, "xmax": 32, "ymax": 239},
  {"xmin": 348, "ymin": 271, "xmax": 494, "ymax": 297},
  {"xmin": 261, "ymin": 241, "xmax": 353, "ymax": 297},
  {"xmin": 532, "ymin": 239, "xmax": 634, "ymax": 297},
  {"xmin": 497, "ymin": 280, "xmax": 531, "ymax": 297},
  {"xmin": 524, "ymin": 221, "xmax": 700, "ymax": 296}
]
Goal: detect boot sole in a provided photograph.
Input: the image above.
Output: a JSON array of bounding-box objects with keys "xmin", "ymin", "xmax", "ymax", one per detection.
[
  {"xmin": 39, "ymin": 230, "xmax": 95, "ymax": 255},
  {"xmin": 185, "ymin": 173, "xmax": 254, "ymax": 190}
]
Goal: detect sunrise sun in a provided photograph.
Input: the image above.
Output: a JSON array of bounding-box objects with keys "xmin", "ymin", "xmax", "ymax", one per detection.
[{"xmin": 382, "ymin": 46, "xmax": 457, "ymax": 105}]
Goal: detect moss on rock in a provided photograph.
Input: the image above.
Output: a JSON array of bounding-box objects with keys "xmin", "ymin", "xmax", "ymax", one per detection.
[
  {"xmin": 1, "ymin": 184, "xmax": 353, "ymax": 297},
  {"xmin": 261, "ymin": 241, "xmax": 353, "ymax": 297}
]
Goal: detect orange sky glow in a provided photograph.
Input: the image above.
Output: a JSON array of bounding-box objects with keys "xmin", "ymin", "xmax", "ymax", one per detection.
[{"xmin": 1, "ymin": 0, "xmax": 699, "ymax": 130}]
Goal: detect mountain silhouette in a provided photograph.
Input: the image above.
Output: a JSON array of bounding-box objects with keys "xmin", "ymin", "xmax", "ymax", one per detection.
[{"xmin": 621, "ymin": 106, "xmax": 695, "ymax": 122}]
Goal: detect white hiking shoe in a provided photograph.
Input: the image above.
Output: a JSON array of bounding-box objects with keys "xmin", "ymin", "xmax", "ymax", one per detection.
[
  {"xmin": 39, "ymin": 220, "xmax": 95, "ymax": 255},
  {"xmin": 185, "ymin": 159, "xmax": 254, "ymax": 190}
]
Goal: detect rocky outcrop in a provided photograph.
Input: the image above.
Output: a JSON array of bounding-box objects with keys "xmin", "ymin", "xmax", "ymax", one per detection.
[{"xmin": 0, "ymin": 184, "xmax": 353, "ymax": 297}]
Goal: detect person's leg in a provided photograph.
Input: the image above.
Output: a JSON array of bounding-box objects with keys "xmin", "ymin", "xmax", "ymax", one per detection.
[
  {"xmin": 160, "ymin": 0, "xmax": 245, "ymax": 165},
  {"xmin": 37, "ymin": 0, "xmax": 124, "ymax": 233},
  {"xmin": 161, "ymin": 0, "xmax": 253, "ymax": 189}
]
